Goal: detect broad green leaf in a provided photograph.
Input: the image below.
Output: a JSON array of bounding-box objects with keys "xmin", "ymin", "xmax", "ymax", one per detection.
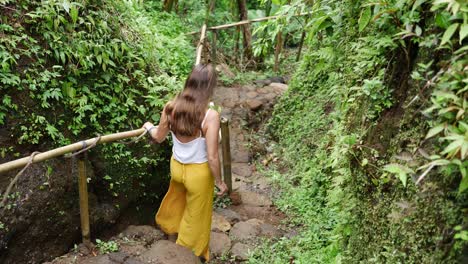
[
  {"xmin": 70, "ymin": 6, "xmax": 78, "ymax": 24},
  {"xmin": 460, "ymin": 23, "xmax": 468, "ymax": 44},
  {"xmin": 455, "ymin": 45, "xmax": 468, "ymax": 54},
  {"xmin": 412, "ymin": 0, "xmax": 428, "ymax": 11},
  {"xmin": 435, "ymin": 12, "xmax": 450, "ymax": 29},
  {"xmin": 459, "ymin": 121, "xmax": 468, "ymax": 132},
  {"xmin": 426, "ymin": 123, "xmax": 445, "ymax": 139},
  {"xmin": 417, "ymin": 159, "xmax": 450, "ymax": 170},
  {"xmin": 459, "ymin": 175, "xmax": 468, "ymax": 193},
  {"xmin": 415, "ymin": 25, "xmax": 422, "ymax": 36},
  {"xmin": 440, "ymin": 23, "xmax": 459, "ymax": 46},
  {"xmin": 461, "ymin": 142, "xmax": 468, "ymax": 159},
  {"xmin": 441, "ymin": 139, "xmax": 464, "ymax": 155},
  {"xmin": 383, "ymin": 164, "xmax": 414, "ymax": 187},
  {"xmin": 358, "ymin": 7, "xmax": 372, "ymax": 32},
  {"xmin": 400, "ymin": 173, "xmax": 408, "ymax": 187},
  {"xmin": 433, "ymin": 0, "xmax": 451, "ymax": 4}
]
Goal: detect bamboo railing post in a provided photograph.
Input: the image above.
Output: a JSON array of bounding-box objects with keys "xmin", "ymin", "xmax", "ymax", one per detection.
[
  {"xmin": 77, "ymin": 154, "xmax": 91, "ymax": 246},
  {"xmin": 220, "ymin": 117, "xmax": 232, "ymax": 193},
  {"xmin": 195, "ymin": 24, "xmax": 207, "ymax": 65},
  {"xmin": 274, "ymin": 31, "xmax": 283, "ymax": 72}
]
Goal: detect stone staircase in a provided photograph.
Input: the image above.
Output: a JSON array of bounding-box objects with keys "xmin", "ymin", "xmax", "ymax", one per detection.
[{"xmin": 47, "ymin": 80, "xmax": 289, "ymax": 264}]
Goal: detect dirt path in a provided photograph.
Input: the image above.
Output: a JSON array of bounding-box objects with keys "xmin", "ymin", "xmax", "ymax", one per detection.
[{"xmin": 47, "ymin": 80, "xmax": 289, "ymax": 264}]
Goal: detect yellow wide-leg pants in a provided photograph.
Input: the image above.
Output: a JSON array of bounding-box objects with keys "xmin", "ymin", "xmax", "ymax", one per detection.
[{"xmin": 156, "ymin": 157, "xmax": 214, "ymax": 261}]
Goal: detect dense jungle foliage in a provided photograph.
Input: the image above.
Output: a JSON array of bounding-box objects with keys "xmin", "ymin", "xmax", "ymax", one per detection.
[
  {"xmin": 0, "ymin": 0, "xmax": 193, "ymax": 201},
  {"xmin": 0, "ymin": 0, "xmax": 467, "ymax": 263}
]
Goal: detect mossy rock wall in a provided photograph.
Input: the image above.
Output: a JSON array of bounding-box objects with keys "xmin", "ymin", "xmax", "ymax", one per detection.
[{"xmin": 255, "ymin": 0, "xmax": 467, "ymax": 263}]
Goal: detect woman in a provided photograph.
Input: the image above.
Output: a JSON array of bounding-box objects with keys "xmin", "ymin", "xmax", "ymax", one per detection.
[{"xmin": 142, "ymin": 64, "xmax": 228, "ymax": 261}]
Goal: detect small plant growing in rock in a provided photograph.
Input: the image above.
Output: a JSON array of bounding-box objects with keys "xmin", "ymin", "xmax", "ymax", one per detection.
[
  {"xmin": 95, "ymin": 239, "xmax": 119, "ymax": 254},
  {"xmin": 213, "ymin": 191, "xmax": 232, "ymax": 209}
]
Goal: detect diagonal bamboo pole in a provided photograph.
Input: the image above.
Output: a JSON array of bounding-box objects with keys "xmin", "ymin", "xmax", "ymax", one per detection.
[
  {"xmin": 187, "ymin": 12, "xmax": 312, "ymax": 35},
  {"xmin": 0, "ymin": 128, "xmax": 146, "ymax": 174}
]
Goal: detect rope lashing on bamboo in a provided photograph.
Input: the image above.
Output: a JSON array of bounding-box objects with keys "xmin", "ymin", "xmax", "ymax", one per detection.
[
  {"xmin": 117, "ymin": 128, "xmax": 148, "ymax": 145},
  {"xmin": 0, "ymin": 151, "xmax": 41, "ymax": 208},
  {"xmin": 64, "ymin": 135, "xmax": 102, "ymax": 158}
]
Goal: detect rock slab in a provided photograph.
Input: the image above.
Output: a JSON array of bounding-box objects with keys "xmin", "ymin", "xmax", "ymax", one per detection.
[
  {"xmin": 215, "ymin": 208, "xmax": 241, "ymax": 224},
  {"xmin": 230, "ymin": 220, "xmax": 261, "ymax": 242},
  {"xmin": 211, "ymin": 212, "xmax": 232, "ymax": 232},
  {"xmin": 209, "ymin": 232, "xmax": 232, "ymax": 256},
  {"xmin": 119, "ymin": 225, "xmax": 164, "ymax": 244},
  {"xmin": 231, "ymin": 242, "xmax": 253, "ymax": 261},
  {"xmin": 139, "ymin": 240, "xmax": 201, "ymax": 264},
  {"xmin": 246, "ymin": 99, "xmax": 263, "ymax": 111},
  {"xmin": 239, "ymin": 191, "xmax": 272, "ymax": 207}
]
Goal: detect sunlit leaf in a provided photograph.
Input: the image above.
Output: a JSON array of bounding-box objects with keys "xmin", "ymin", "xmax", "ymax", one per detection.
[
  {"xmin": 70, "ymin": 6, "xmax": 78, "ymax": 24},
  {"xmin": 460, "ymin": 23, "xmax": 468, "ymax": 44},
  {"xmin": 383, "ymin": 164, "xmax": 414, "ymax": 187},
  {"xmin": 62, "ymin": 0, "xmax": 71, "ymax": 13},
  {"xmin": 418, "ymin": 159, "xmax": 451, "ymax": 170},
  {"xmin": 440, "ymin": 23, "xmax": 459, "ymax": 46},
  {"xmin": 358, "ymin": 6, "xmax": 372, "ymax": 32},
  {"xmin": 412, "ymin": 0, "xmax": 428, "ymax": 11},
  {"xmin": 459, "ymin": 175, "xmax": 468, "ymax": 193},
  {"xmin": 441, "ymin": 139, "xmax": 464, "ymax": 156},
  {"xmin": 425, "ymin": 123, "xmax": 445, "ymax": 139}
]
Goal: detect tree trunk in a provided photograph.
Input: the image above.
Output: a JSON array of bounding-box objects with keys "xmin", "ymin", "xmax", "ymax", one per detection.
[
  {"xmin": 265, "ymin": 0, "xmax": 272, "ymax": 17},
  {"xmin": 174, "ymin": 0, "xmax": 179, "ymax": 13},
  {"xmin": 236, "ymin": 0, "xmax": 252, "ymax": 60},
  {"xmin": 296, "ymin": 16, "xmax": 309, "ymax": 62},
  {"xmin": 163, "ymin": 0, "xmax": 175, "ymax": 12}
]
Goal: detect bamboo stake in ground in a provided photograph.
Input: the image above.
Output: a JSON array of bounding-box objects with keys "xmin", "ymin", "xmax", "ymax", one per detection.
[
  {"xmin": 77, "ymin": 156, "xmax": 91, "ymax": 246},
  {"xmin": 220, "ymin": 117, "xmax": 232, "ymax": 193},
  {"xmin": 0, "ymin": 128, "xmax": 146, "ymax": 174},
  {"xmin": 195, "ymin": 24, "xmax": 207, "ymax": 65},
  {"xmin": 274, "ymin": 31, "xmax": 283, "ymax": 72}
]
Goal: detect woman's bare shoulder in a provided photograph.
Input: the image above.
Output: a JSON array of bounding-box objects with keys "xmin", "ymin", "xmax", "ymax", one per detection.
[{"xmin": 203, "ymin": 109, "xmax": 220, "ymax": 132}]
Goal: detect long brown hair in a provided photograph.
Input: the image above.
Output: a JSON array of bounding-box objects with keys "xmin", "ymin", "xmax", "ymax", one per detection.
[{"xmin": 165, "ymin": 64, "xmax": 217, "ymax": 136}]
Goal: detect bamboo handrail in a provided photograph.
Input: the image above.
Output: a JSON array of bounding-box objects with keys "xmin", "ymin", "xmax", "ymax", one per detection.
[
  {"xmin": 0, "ymin": 128, "xmax": 146, "ymax": 174},
  {"xmin": 187, "ymin": 12, "xmax": 312, "ymax": 35}
]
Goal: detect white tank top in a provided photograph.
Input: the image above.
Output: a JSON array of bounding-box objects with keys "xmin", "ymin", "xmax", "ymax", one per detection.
[{"xmin": 171, "ymin": 109, "xmax": 210, "ymax": 164}]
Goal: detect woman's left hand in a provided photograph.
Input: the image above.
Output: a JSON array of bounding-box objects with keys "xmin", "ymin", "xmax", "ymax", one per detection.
[{"xmin": 215, "ymin": 180, "xmax": 228, "ymax": 196}]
